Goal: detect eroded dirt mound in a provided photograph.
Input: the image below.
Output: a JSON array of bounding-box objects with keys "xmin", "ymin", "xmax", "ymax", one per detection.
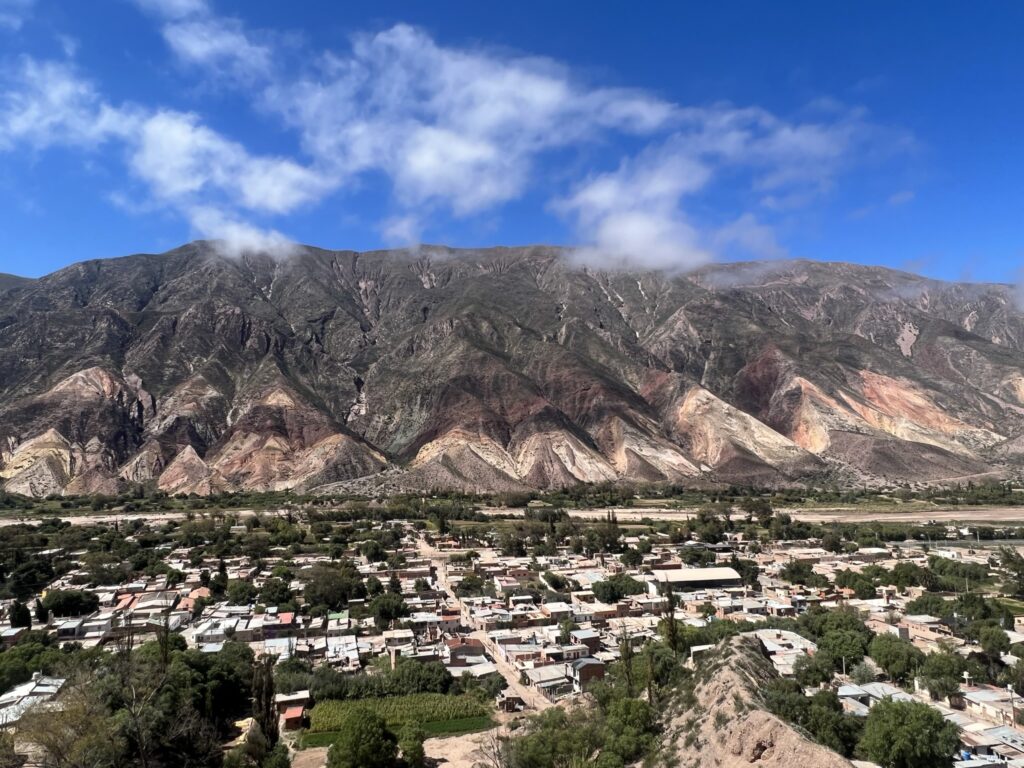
[{"xmin": 658, "ymin": 636, "xmax": 852, "ymax": 768}]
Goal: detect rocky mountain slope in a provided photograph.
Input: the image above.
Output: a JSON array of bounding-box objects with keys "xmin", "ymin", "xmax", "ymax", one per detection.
[
  {"xmin": 658, "ymin": 635, "xmax": 853, "ymax": 768},
  {"xmin": 1, "ymin": 242, "xmax": 1023, "ymax": 496}
]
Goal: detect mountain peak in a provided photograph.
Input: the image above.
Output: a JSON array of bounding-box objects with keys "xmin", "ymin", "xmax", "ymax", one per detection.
[{"xmin": 1, "ymin": 245, "xmax": 1022, "ymax": 496}]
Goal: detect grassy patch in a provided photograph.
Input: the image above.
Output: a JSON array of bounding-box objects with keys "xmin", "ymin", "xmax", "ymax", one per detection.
[
  {"xmin": 297, "ymin": 730, "xmax": 343, "ymax": 749},
  {"xmin": 309, "ymin": 693, "xmax": 490, "ymax": 734},
  {"xmin": 998, "ymin": 597, "xmax": 1024, "ymax": 613}
]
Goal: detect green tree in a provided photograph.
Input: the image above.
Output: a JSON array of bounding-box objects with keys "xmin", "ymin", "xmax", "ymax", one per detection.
[
  {"xmin": 304, "ymin": 564, "xmax": 367, "ymax": 610},
  {"xmin": 904, "ymin": 593, "xmax": 950, "ymax": 618},
  {"xmin": 369, "ymin": 593, "xmax": 408, "ymax": 631},
  {"xmin": 740, "ymin": 496, "xmax": 773, "ymax": 527},
  {"xmin": 620, "ymin": 548, "xmax": 642, "ymax": 568},
  {"xmin": 980, "ymin": 625, "xmax": 1010, "ymax": 658},
  {"xmin": 388, "ymin": 573, "xmax": 402, "ymax": 595},
  {"xmin": 591, "ymin": 574, "xmax": 645, "ymax": 604},
  {"xmin": 821, "ymin": 532, "xmax": 843, "ymax": 553},
  {"xmin": 1000, "ymin": 547, "xmax": 1024, "ymax": 596},
  {"xmin": 662, "ymin": 585, "xmax": 679, "ymax": 657},
  {"xmin": 9, "ymin": 600, "xmax": 30, "ymax": 629},
  {"xmin": 366, "ymin": 575, "xmax": 383, "ymax": 597},
  {"xmin": 326, "ymin": 707, "xmax": 397, "ymax": 768},
  {"xmin": 869, "ymin": 634, "xmax": 924, "ymax": 684},
  {"xmin": 41, "ymin": 589, "xmax": 99, "ymax": 617},
  {"xmin": 258, "ymin": 578, "xmax": 292, "ymax": 607},
  {"xmin": 226, "ymin": 580, "xmax": 258, "ymax": 605},
  {"xmin": 850, "ymin": 661, "xmax": 875, "ymax": 685},
  {"xmin": 794, "ymin": 653, "xmax": 834, "ymax": 687},
  {"xmin": 558, "ymin": 619, "xmax": 576, "ymax": 645},
  {"xmin": 619, "ymin": 627, "xmax": 635, "ymax": 697},
  {"xmin": 253, "ymin": 655, "xmax": 279, "ymax": 749},
  {"xmin": 18, "ymin": 676, "xmax": 124, "ymax": 768},
  {"xmin": 818, "ymin": 630, "xmax": 868, "ymax": 672},
  {"xmin": 857, "ymin": 699, "xmax": 959, "ymax": 768},
  {"xmin": 806, "ymin": 690, "xmax": 863, "ymax": 757},
  {"xmin": 920, "ymin": 651, "xmax": 963, "ymax": 700}
]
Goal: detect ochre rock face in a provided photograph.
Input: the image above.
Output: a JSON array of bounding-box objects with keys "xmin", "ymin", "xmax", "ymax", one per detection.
[{"xmin": 2, "ymin": 243, "xmax": 1024, "ymax": 495}]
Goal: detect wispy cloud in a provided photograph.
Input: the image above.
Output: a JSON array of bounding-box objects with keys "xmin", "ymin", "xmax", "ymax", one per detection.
[
  {"xmin": 262, "ymin": 24, "xmax": 677, "ymax": 221},
  {"xmin": 0, "ymin": 6, "xmax": 914, "ymax": 263},
  {"xmin": 134, "ymin": 0, "xmax": 271, "ymax": 82},
  {"xmin": 555, "ymin": 142, "xmax": 712, "ymax": 270},
  {"xmin": 130, "ymin": 110, "xmax": 329, "ymax": 214},
  {"xmin": 187, "ymin": 206, "xmax": 297, "ymax": 258},
  {"xmin": 0, "ymin": 58, "xmax": 139, "ymax": 150},
  {"xmin": 712, "ymin": 213, "xmax": 787, "ymax": 261},
  {"xmin": 888, "ymin": 189, "xmax": 915, "ymax": 206},
  {"xmin": 162, "ymin": 17, "xmax": 272, "ymax": 82},
  {"xmin": 0, "ymin": 59, "xmax": 322, "ymax": 257},
  {"xmin": 554, "ymin": 102, "xmax": 890, "ymax": 268},
  {"xmin": 379, "ymin": 214, "xmax": 422, "ymax": 247},
  {"xmin": 0, "ymin": 0, "xmax": 34, "ymax": 31}
]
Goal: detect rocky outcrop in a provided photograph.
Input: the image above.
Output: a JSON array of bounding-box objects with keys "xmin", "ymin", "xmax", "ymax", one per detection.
[
  {"xmin": 659, "ymin": 635, "xmax": 852, "ymax": 768},
  {"xmin": 1, "ymin": 242, "xmax": 1024, "ymax": 495}
]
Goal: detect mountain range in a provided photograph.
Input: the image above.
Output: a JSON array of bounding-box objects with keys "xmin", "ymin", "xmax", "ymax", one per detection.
[{"xmin": 2, "ymin": 242, "xmax": 1023, "ymax": 497}]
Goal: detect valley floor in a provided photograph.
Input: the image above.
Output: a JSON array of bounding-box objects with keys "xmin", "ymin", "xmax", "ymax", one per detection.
[{"xmin": 480, "ymin": 504, "xmax": 1024, "ymax": 524}]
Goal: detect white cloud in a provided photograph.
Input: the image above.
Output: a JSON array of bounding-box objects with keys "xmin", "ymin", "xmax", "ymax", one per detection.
[
  {"xmin": 712, "ymin": 213, "xmax": 787, "ymax": 261},
  {"xmin": 554, "ymin": 100, "xmax": 905, "ymax": 268},
  {"xmin": 57, "ymin": 34, "xmax": 79, "ymax": 58},
  {"xmin": 556, "ymin": 144, "xmax": 713, "ymax": 270},
  {"xmin": 133, "ymin": 0, "xmax": 270, "ymax": 81},
  {"xmin": 130, "ymin": 110, "xmax": 328, "ymax": 213},
  {"xmin": 162, "ymin": 17, "xmax": 272, "ymax": 81},
  {"xmin": 670, "ymin": 103, "xmax": 896, "ymax": 204},
  {"xmin": 125, "ymin": 111, "xmax": 329, "ymax": 255},
  {"xmin": 1, "ymin": 16, "xmax": 912, "ymax": 265},
  {"xmin": 0, "ymin": 58, "xmax": 330, "ymax": 257},
  {"xmin": 0, "ymin": 0, "xmax": 34, "ymax": 30},
  {"xmin": 379, "ymin": 214, "xmax": 422, "ymax": 247},
  {"xmin": 0, "ymin": 58, "xmax": 139, "ymax": 150},
  {"xmin": 257, "ymin": 26, "xmax": 905, "ymax": 264},
  {"xmin": 188, "ymin": 206, "xmax": 297, "ymax": 258},
  {"xmin": 263, "ymin": 24, "xmax": 676, "ymax": 225}
]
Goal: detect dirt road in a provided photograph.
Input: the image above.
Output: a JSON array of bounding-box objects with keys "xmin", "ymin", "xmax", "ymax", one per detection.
[
  {"xmin": 480, "ymin": 505, "xmax": 1024, "ymax": 525},
  {"xmin": 416, "ymin": 538, "xmax": 552, "ymax": 712}
]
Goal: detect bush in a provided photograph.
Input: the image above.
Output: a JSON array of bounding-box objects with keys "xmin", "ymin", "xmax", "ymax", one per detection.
[
  {"xmin": 591, "ymin": 574, "xmax": 645, "ymax": 604},
  {"xmin": 325, "ymin": 706, "xmax": 396, "ymax": 768}
]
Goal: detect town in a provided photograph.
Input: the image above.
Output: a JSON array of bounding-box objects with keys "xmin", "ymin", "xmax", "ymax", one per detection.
[{"xmin": 2, "ymin": 491, "xmax": 1024, "ymax": 767}]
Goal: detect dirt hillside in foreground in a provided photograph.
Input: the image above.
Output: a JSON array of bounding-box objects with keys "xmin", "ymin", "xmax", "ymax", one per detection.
[{"xmin": 658, "ymin": 635, "xmax": 853, "ymax": 768}]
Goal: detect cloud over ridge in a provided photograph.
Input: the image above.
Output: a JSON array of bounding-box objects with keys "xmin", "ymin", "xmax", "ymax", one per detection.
[{"xmin": 0, "ymin": 4, "xmax": 912, "ymax": 264}]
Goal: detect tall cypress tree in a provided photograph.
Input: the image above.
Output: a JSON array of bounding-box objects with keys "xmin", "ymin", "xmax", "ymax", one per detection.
[
  {"xmin": 663, "ymin": 583, "xmax": 680, "ymax": 658},
  {"xmin": 619, "ymin": 626, "xmax": 634, "ymax": 697},
  {"xmin": 10, "ymin": 600, "xmax": 30, "ymax": 629},
  {"xmin": 252, "ymin": 656, "xmax": 279, "ymax": 747}
]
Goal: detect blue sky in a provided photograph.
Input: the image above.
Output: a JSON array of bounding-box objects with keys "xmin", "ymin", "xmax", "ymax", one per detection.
[{"xmin": 0, "ymin": 1, "xmax": 1022, "ymax": 282}]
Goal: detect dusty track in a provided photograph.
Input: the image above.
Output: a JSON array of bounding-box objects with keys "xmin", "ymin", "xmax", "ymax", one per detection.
[
  {"xmin": 481, "ymin": 505, "xmax": 1024, "ymax": 524},
  {"xmin": 4, "ymin": 503, "xmax": 1024, "ymax": 530}
]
